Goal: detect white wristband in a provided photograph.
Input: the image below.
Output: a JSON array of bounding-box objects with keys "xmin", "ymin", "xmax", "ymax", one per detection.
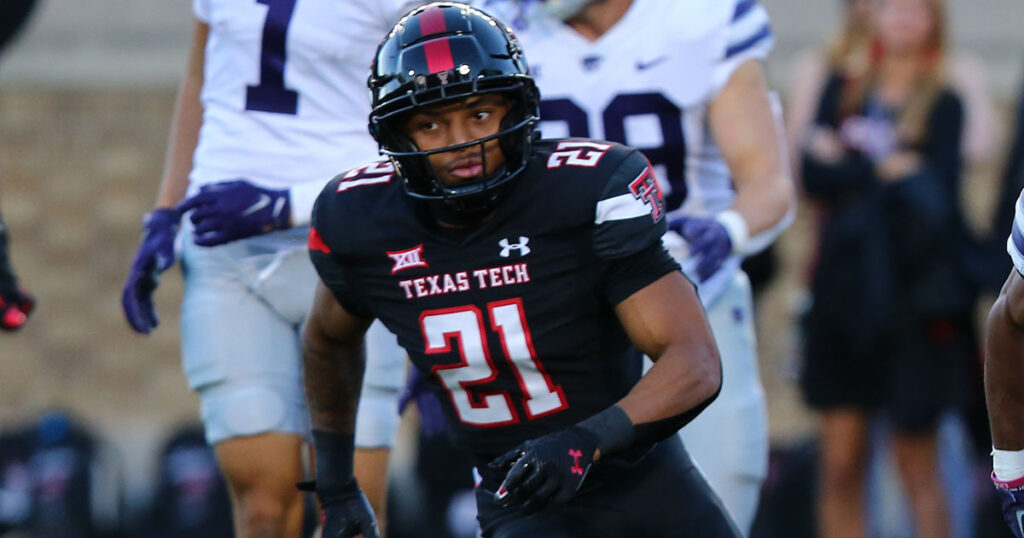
[
  {"xmin": 713, "ymin": 209, "xmax": 749, "ymax": 256},
  {"xmin": 993, "ymin": 447, "xmax": 1024, "ymax": 481},
  {"xmin": 288, "ymin": 181, "xmax": 327, "ymax": 228}
]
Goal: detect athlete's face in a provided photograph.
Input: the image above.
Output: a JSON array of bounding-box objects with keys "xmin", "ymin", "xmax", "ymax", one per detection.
[{"xmin": 404, "ymin": 94, "xmax": 509, "ymax": 186}]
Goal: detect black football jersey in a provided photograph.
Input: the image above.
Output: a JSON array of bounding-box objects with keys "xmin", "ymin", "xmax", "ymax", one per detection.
[{"xmin": 310, "ymin": 139, "xmax": 680, "ymax": 457}]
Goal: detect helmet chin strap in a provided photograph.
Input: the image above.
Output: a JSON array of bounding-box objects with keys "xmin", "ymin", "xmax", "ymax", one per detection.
[
  {"xmin": 427, "ymin": 154, "xmax": 511, "ymax": 228},
  {"xmin": 428, "ymin": 196, "xmax": 499, "ymax": 228},
  {"xmin": 419, "ymin": 140, "xmax": 485, "ymax": 220}
]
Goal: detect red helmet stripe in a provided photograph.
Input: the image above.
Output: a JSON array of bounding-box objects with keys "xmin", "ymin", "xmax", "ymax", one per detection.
[{"xmin": 420, "ymin": 7, "xmax": 454, "ymax": 73}]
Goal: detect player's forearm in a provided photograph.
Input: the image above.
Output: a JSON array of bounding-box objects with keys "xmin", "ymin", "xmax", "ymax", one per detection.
[
  {"xmin": 731, "ymin": 169, "xmax": 794, "ymax": 237},
  {"xmin": 711, "ymin": 59, "xmax": 796, "ymax": 237},
  {"xmin": 579, "ymin": 342, "xmax": 721, "ymax": 461},
  {"xmin": 986, "ymin": 293, "xmax": 1024, "ymax": 449},
  {"xmin": 618, "ymin": 339, "xmax": 721, "ymax": 428},
  {"xmin": 155, "ymin": 22, "xmax": 207, "ymax": 209},
  {"xmin": 302, "ymin": 330, "xmax": 365, "ymax": 434}
]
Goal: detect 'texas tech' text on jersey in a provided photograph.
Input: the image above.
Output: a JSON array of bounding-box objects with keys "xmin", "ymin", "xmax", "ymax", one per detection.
[{"xmin": 309, "ymin": 139, "xmax": 680, "ymax": 458}]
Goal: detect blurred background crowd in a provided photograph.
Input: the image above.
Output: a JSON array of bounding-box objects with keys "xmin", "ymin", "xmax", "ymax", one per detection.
[{"xmin": 3, "ymin": 0, "xmax": 1024, "ymax": 536}]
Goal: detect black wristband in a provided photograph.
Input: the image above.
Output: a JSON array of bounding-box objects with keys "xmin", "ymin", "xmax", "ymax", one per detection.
[
  {"xmin": 312, "ymin": 429, "xmax": 356, "ymax": 499},
  {"xmin": 577, "ymin": 405, "xmax": 635, "ymax": 457}
]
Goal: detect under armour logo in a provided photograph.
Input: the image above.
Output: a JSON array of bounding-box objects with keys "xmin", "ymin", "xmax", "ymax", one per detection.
[
  {"xmin": 499, "ymin": 237, "xmax": 531, "ymax": 258},
  {"xmin": 628, "ymin": 166, "xmax": 665, "ymax": 222},
  {"xmin": 568, "ymin": 449, "xmax": 584, "ymax": 475},
  {"xmin": 387, "ymin": 244, "xmax": 428, "ymax": 274}
]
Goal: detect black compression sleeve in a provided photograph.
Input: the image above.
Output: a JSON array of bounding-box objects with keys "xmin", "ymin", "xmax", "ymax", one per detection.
[
  {"xmin": 630, "ymin": 383, "xmax": 721, "ymax": 448},
  {"xmin": 312, "ymin": 429, "xmax": 356, "ymax": 501},
  {"xmin": 577, "ymin": 382, "xmax": 722, "ymax": 460}
]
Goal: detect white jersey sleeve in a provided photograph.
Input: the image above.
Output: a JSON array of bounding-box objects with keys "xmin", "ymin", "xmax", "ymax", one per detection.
[
  {"xmin": 1008, "ymin": 189, "xmax": 1024, "ymax": 275},
  {"xmin": 710, "ymin": 0, "xmax": 775, "ymax": 96}
]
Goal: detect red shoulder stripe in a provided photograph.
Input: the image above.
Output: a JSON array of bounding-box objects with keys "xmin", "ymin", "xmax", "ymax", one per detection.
[{"xmin": 308, "ymin": 227, "xmax": 331, "ymax": 254}]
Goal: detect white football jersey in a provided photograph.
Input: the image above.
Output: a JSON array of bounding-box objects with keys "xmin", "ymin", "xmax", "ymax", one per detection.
[
  {"xmin": 190, "ymin": 0, "xmax": 421, "ymax": 194},
  {"xmin": 480, "ymin": 0, "xmax": 774, "ymax": 303}
]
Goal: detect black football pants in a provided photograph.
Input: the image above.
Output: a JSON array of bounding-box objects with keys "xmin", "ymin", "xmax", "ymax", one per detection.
[{"xmin": 475, "ymin": 435, "xmax": 741, "ymax": 538}]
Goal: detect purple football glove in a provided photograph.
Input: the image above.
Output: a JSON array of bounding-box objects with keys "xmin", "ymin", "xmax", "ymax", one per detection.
[
  {"xmin": 398, "ymin": 368, "xmax": 449, "ymax": 437},
  {"xmin": 122, "ymin": 207, "xmax": 180, "ymax": 334},
  {"xmin": 177, "ymin": 180, "xmax": 290, "ymax": 247},
  {"xmin": 669, "ymin": 215, "xmax": 733, "ymax": 282},
  {"xmin": 993, "ymin": 473, "xmax": 1024, "ymax": 538}
]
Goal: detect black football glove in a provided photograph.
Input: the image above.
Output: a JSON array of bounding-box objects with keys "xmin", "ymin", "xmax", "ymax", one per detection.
[
  {"xmin": 309, "ymin": 430, "xmax": 379, "ymax": 538},
  {"xmin": 0, "ymin": 284, "xmax": 33, "ymax": 331},
  {"xmin": 317, "ymin": 478, "xmax": 378, "ymax": 538},
  {"xmin": 0, "ymin": 218, "xmax": 33, "ymax": 331},
  {"xmin": 489, "ymin": 425, "xmax": 599, "ymax": 515}
]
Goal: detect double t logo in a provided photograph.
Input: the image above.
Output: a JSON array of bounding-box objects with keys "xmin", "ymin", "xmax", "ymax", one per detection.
[{"xmin": 628, "ymin": 166, "xmax": 665, "ymax": 222}]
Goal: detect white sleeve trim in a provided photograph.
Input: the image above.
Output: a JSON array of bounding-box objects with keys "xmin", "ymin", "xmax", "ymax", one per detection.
[{"xmin": 595, "ymin": 193, "xmax": 650, "ymax": 224}]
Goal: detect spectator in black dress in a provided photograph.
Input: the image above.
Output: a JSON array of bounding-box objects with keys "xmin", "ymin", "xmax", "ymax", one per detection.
[{"xmin": 798, "ymin": 0, "xmax": 973, "ymax": 536}]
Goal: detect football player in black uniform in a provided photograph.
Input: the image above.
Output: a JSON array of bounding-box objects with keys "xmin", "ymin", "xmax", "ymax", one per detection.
[
  {"xmin": 301, "ymin": 3, "xmax": 739, "ymax": 537},
  {"xmin": 0, "ymin": 0, "xmax": 37, "ymax": 331}
]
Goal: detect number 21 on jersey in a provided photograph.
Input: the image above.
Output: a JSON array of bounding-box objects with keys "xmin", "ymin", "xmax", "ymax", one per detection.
[{"xmin": 420, "ymin": 299, "xmax": 567, "ymax": 427}]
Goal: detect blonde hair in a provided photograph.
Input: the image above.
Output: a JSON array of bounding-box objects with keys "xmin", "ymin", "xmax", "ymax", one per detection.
[
  {"xmin": 839, "ymin": 0, "xmax": 948, "ymax": 144},
  {"xmin": 826, "ymin": 0, "xmax": 872, "ymax": 73}
]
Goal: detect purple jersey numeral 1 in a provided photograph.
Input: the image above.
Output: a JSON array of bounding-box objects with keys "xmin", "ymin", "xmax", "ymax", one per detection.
[{"xmin": 245, "ymin": 0, "xmax": 299, "ymax": 115}]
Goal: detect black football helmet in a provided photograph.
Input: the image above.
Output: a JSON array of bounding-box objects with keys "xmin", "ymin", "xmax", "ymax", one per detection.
[{"xmin": 368, "ymin": 2, "xmax": 540, "ymax": 216}]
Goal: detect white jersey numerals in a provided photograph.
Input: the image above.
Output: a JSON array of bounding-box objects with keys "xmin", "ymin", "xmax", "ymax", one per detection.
[
  {"xmin": 420, "ymin": 299, "xmax": 568, "ymax": 427},
  {"xmin": 546, "ymin": 141, "xmax": 612, "ymax": 169}
]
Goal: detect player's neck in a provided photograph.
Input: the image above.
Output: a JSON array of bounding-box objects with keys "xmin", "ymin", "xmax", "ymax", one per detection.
[
  {"xmin": 565, "ymin": 0, "xmax": 632, "ymax": 42},
  {"xmin": 425, "ymin": 202, "xmax": 498, "ymax": 231}
]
